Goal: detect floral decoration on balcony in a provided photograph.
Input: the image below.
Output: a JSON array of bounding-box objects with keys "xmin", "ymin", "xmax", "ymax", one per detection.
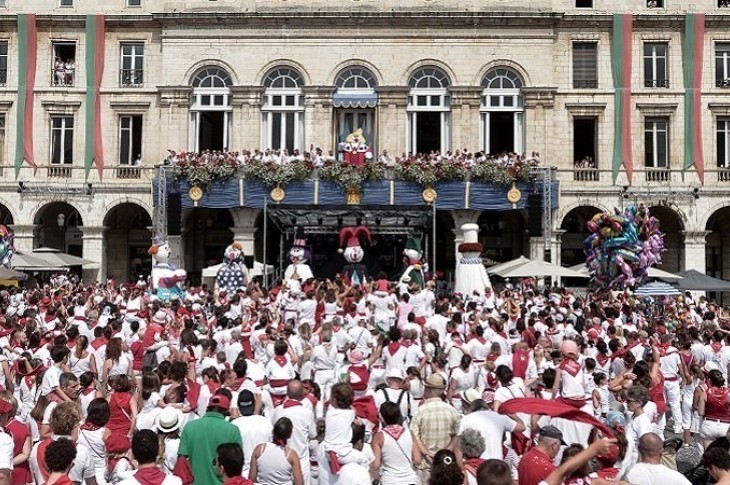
[
  {"xmin": 470, "ymin": 159, "xmax": 534, "ymax": 185},
  {"xmin": 238, "ymin": 160, "xmax": 310, "ymax": 188},
  {"xmin": 171, "ymin": 152, "xmax": 238, "ymax": 190},
  {"xmin": 318, "ymin": 161, "xmax": 386, "ymax": 192},
  {"xmin": 394, "ymin": 159, "xmax": 468, "ymax": 186}
]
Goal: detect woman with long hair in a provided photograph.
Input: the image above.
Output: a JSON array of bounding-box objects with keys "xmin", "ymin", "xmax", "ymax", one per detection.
[
  {"xmin": 68, "ymin": 335, "xmax": 96, "ymax": 379},
  {"xmin": 106, "ymin": 375, "xmax": 137, "ymax": 438},
  {"xmin": 101, "ymin": 337, "xmax": 131, "ymax": 391},
  {"xmin": 428, "ymin": 449, "xmax": 464, "ymax": 485},
  {"xmin": 696, "ymin": 368, "xmax": 730, "ymax": 449},
  {"xmin": 135, "ymin": 371, "xmax": 162, "ymax": 431},
  {"xmin": 78, "ymin": 398, "xmax": 110, "ymax": 484},
  {"xmin": 446, "ymin": 354, "xmax": 476, "ymax": 411}
]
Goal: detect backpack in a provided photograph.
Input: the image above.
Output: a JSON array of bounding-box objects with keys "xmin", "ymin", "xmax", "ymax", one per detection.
[
  {"xmin": 380, "ymin": 388, "xmax": 412, "ymax": 424},
  {"xmin": 142, "ymin": 348, "xmax": 158, "ymax": 369}
]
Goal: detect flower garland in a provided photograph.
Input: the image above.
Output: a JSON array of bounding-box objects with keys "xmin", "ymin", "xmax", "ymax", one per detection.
[
  {"xmin": 318, "ymin": 161, "xmax": 386, "ymax": 192},
  {"xmin": 238, "ymin": 160, "xmax": 311, "ymax": 187},
  {"xmin": 172, "ymin": 155, "xmax": 237, "ymax": 190}
]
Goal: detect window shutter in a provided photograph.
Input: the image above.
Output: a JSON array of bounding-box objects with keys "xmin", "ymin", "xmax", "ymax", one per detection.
[{"xmin": 573, "ymin": 43, "xmax": 598, "ymax": 88}]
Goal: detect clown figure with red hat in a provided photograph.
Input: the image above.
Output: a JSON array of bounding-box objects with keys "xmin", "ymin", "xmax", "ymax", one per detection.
[
  {"xmin": 284, "ymin": 227, "xmax": 313, "ymax": 284},
  {"xmin": 338, "ymin": 226, "xmax": 371, "ymax": 286}
]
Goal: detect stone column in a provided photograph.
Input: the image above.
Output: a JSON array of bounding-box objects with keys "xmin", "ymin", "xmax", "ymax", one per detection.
[
  {"xmin": 683, "ymin": 230, "xmax": 708, "ymax": 275},
  {"xmin": 375, "ymin": 86, "xmax": 409, "ymax": 155},
  {"xmin": 529, "ymin": 237, "xmax": 546, "ymax": 261},
  {"xmin": 302, "ymin": 86, "xmax": 336, "ymax": 149},
  {"xmin": 81, "ymin": 226, "xmax": 106, "ymax": 284},
  {"xmin": 230, "ymin": 207, "xmax": 261, "ymax": 260},
  {"xmin": 157, "ymin": 86, "xmax": 193, "ymax": 150},
  {"xmin": 230, "ymin": 86, "xmax": 264, "ymax": 149},
  {"xmin": 10, "ymin": 224, "xmax": 37, "ymax": 253},
  {"xmin": 448, "ymin": 87, "xmax": 482, "ymax": 150},
  {"xmin": 522, "ymin": 87, "xmax": 557, "ymax": 161}
]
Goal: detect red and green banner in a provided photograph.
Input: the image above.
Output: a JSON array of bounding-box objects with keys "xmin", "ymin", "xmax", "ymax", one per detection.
[
  {"xmin": 14, "ymin": 14, "xmax": 38, "ymax": 178},
  {"xmin": 611, "ymin": 14, "xmax": 633, "ymax": 184},
  {"xmin": 684, "ymin": 13, "xmax": 705, "ymax": 184},
  {"xmin": 85, "ymin": 14, "xmax": 105, "ymax": 180}
]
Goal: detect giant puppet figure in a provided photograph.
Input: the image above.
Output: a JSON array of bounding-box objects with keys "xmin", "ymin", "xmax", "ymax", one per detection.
[
  {"xmin": 148, "ymin": 236, "xmax": 186, "ymax": 301},
  {"xmin": 215, "ymin": 242, "xmax": 249, "ymax": 295},
  {"xmin": 284, "ymin": 228, "xmax": 313, "ymax": 284},
  {"xmin": 338, "ymin": 128, "xmax": 373, "ymax": 167},
  {"xmin": 398, "ymin": 236, "xmax": 425, "ymax": 289},
  {"xmin": 338, "ymin": 226, "xmax": 372, "ymax": 285},
  {"xmin": 454, "ymin": 223, "xmax": 491, "ymax": 296}
]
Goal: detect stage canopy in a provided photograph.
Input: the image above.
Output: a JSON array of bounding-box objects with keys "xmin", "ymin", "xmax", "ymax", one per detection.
[
  {"xmin": 675, "ymin": 269, "xmax": 730, "ymax": 291},
  {"xmin": 266, "ymin": 205, "xmax": 433, "ymax": 235}
]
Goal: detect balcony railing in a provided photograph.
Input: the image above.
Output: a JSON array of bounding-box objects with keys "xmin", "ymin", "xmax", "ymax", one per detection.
[
  {"xmin": 51, "ymin": 68, "xmax": 75, "ymax": 87},
  {"xmin": 116, "ymin": 166, "xmax": 142, "ymax": 179},
  {"xmin": 716, "ymin": 79, "xmax": 730, "ymax": 88},
  {"xmin": 0, "ymin": 69, "xmax": 5, "ymax": 86},
  {"xmin": 573, "ymin": 168, "xmax": 600, "ymax": 182},
  {"xmin": 573, "ymin": 79, "xmax": 598, "ymax": 89},
  {"xmin": 644, "ymin": 79, "xmax": 669, "ymax": 88},
  {"xmin": 120, "ymin": 69, "xmax": 144, "ymax": 87},
  {"xmin": 718, "ymin": 167, "xmax": 730, "ymax": 182},
  {"xmin": 48, "ymin": 165, "xmax": 72, "ymax": 178},
  {"xmin": 645, "ymin": 168, "xmax": 670, "ymax": 182}
]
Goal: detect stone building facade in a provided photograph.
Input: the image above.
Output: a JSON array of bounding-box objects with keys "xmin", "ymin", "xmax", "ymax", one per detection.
[{"xmin": 0, "ymin": 0, "xmax": 729, "ymax": 283}]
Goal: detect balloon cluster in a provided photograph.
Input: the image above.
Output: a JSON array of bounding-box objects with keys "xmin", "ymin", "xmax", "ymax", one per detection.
[{"xmin": 583, "ymin": 205, "xmax": 665, "ymax": 289}]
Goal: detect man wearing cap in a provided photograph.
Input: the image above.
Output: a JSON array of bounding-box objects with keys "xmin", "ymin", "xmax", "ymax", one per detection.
[
  {"xmin": 177, "ymin": 391, "xmax": 242, "ymax": 485},
  {"xmin": 409, "ymin": 374, "xmax": 461, "ymax": 484},
  {"xmin": 230, "ymin": 390, "xmax": 273, "ymax": 478},
  {"xmin": 517, "ymin": 425, "xmax": 565, "ymax": 485}
]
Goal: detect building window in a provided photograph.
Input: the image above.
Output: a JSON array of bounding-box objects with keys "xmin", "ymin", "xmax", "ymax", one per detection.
[
  {"xmin": 718, "ymin": 118, "xmax": 730, "ymax": 167},
  {"xmin": 51, "ymin": 42, "xmax": 76, "ymax": 87},
  {"xmin": 480, "ymin": 67, "xmax": 524, "ymax": 154},
  {"xmin": 50, "ymin": 116, "xmax": 74, "ymax": 165},
  {"xmin": 716, "ymin": 43, "xmax": 730, "ymax": 87},
  {"xmin": 0, "ymin": 114, "xmax": 5, "ymax": 167},
  {"xmin": 0, "ymin": 1, "xmax": 6, "ymax": 8},
  {"xmin": 119, "ymin": 115, "xmax": 142, "ymax": 165},
  {"xmin": 644, "ymin": 43, "xmax": 668, "ymax": 87},
  {"xmin": 59, "ymin": 0, "xmax": 73, "ymax": 6},
  {"xmin": 120, "ymin": 43, "xmax": 144, "ymax": 86},
  {"xmin": 573, "ymin": 42, "xmax": 598, "ymax": 88},
  {"xmin": 721, "ymin": 0, "xmax": 730, "ymax": 7},
  {"xmin": 190, "ymin": 67, "xmax": 233, "ymax": 152},
  {"xmin": 407, "ymin": 67, "xmax": 451, "ymax": 153},
  {"xmin": 0, "ymin": 42, "xmax": 6, "ymax": 86},
  {"xmin": 333, "ymin": 66, "xmax": 378, "ymax": 156},
  {"xmin": 644, "ymin": 117, "xmax": 668, "ymax": 168},
  {"xmin": 127, "ymin": 0, "xmax": 141, "ymax": 5},
  {"xmin": 262, "ymin": 67, "xmax": 304, "ymax": 152},
  {"xmin": 647, "ymin": 0, "xmax": 664, "ymax": 7},
  {"xmin": 576, "ymin": 0, "xmax": 593, "ymax": 6}
]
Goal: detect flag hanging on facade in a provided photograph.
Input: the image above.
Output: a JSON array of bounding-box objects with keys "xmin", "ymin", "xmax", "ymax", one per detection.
[
  {"xmin": 14, "ymin": 14, "xmax": 38, "ymax": 178},
  {"xmin": 611, "ymin": 13, "xmax": 633, "ymax": 185},
  {"xmin": 85, "ymin": 14, "xmax": 105, "ymax": 181},
  {"xmin": 683, "ymin": 13, "xmax": 705, "ymax": 185}
]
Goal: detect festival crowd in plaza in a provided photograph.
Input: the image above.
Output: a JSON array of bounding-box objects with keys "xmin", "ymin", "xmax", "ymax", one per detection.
[{"xmin": 3, "ymin": 229, "xmax": 730, "ymax": 484}]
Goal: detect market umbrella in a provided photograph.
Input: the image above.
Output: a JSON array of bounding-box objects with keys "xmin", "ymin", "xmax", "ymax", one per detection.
[
  {"xmin": 675, "ymin": 269, "xmax": 730, "ymax": 292},
  {"xmin": 32, "ymin": 247, "xmax": 96, "ymax": 266},
  {"xmin": 0, "ymin": 267, "xmax": 27, "ymax": 280},
  {"xmin": 634, "ymin": 281, "xmax": 682, "ymax": 297},
  {"xmin": 487, "ymin": 256, "xmax": 530, "ymax": 277},
  {"xmin": 496, "ymin": 258, "xmax": 589, "ymax": 279},
  {"xmin": 569, "ymin": 263, "xmax": 683, "ymax": 281},
  {"xmin": 11, "ymin": 252, "xmax": 67, "ymax": 271}
]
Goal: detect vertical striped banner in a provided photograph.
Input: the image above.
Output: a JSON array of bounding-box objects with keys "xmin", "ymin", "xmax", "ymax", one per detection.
[
  {"xmin": 85, "ymin": 14, "xmax": 105, "ymax": 181},
  {"xmin": 683, "ymin": 13, "xmax": 705, "ymax": 184},
  {"xmin": 14, "ymin": 14, "xmax": 38, "ymax": 178},
  {"xmin": 611, "ymin": 14, "xmax": 633, "ymax": 185}
]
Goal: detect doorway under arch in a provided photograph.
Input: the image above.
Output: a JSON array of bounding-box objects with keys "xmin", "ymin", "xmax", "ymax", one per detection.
[
  {"xmin": 103, "ymin": 203, "xmax": 153, "ymax": 282},
  {"xmin": 183, "ymin": 208, "xmax": 234, "ymax": 285},
  {"xmin": 33, "ymin": 202, "xmax": 83, "ymax": 256}
]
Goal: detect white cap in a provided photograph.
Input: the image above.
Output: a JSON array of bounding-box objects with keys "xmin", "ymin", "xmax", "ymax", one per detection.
[{"xmin": 461, "ymin": 223, "xmax": 480, "ymax": 244}]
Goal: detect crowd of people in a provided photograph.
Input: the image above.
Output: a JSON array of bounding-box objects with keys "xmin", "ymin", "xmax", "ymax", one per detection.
[
  {"xmin": 163, "ymin": 147, "xmax": 540, "ymax": 171},
  {"xmin": 3, "ymin": 272, "xmax": 730, "ymax": 484},
  {"xmin": 53, "ymin": 57, "xmax": 75, "ymax": 87}
]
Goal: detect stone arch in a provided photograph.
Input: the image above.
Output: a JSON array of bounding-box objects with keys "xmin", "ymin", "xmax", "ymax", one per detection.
[
  {"xmin": 648, "ymin": 204, "xmax": 685, "ymax": 273},
  {"xmin": 400, "ymin": 59, "xmax": 457, "ymax": 87},
  {"xmin": 328, "ymin": 59, "xmax": 384, "ymax": 87},
  {"xmin": 559, "ymin": 205, "xmax": 605, "ymax": 267},
  {"xmin": 32, "ymin": 201, "xmax": 86, "ymax": 255},
  {"xmin": 101, "ymin": 197, "xmax": 154, "ymax": 223},
  {"xmin": 700, "ymin": 202, "xmax": 730, "ymax": 232},
  {"xmin": 555, "ymin": 201, "xmax": 609, "ymax": 231},
  {"xmin": 0, "ymin": 200, "xmax": 17, "ymax": 227},
  {"xmin": 474, "ymin": 59, "xmax": 532, "ymax": 87},
  {"xmin": 182, "ymin": 59, "xmax": 240, "ymax": 86},
  {"xmin": 32, "ymin": 200, "xmax": 86, "ymax": 227},
  {"xmin": 256, "ymin": 59, "xmax": 312, "ymax": 86}
]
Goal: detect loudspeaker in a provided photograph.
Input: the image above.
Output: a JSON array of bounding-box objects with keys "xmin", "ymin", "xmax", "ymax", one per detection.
[
  {"xmin": 167, "ymin": 193, "xmax": 182, "ymax": 236},
  {"xmin": 527, "ymin": 193, "xmax": 542, "ymax": 237}
]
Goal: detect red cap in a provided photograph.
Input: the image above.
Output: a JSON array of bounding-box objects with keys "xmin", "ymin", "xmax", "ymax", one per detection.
[{"xmin": 209, "ymin": 394, "xmax": 231, "ymax": 409}]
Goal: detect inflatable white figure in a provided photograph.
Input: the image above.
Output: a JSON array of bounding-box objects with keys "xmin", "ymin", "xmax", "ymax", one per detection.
[
  {"xmin": 148, "ymin": 236, "xmax": 186, "ymax": 301},
  {"xmin": 398, "ymin": 236, "xmax": 425, "ymax": 289},
  {"xmin": 216, "ymin": 242, "xmax": 249, "ymax": 295},
  {"xmin": 454, "ymin": 223, "xmax": 491, "ymax": 297},
  {"xmin": 284, "ymin": 228, "xmax": 313, "ymax": 283}
]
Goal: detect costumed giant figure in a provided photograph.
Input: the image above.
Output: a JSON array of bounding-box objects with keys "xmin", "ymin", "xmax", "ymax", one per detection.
[
  {"xmin": 215, "ymin": 242, "xmax": 249, "ymax": 295},
  {"xmin": 339, "ymin": 226, "xmax": 371, "ymax": 285},
  {"xmin": 148, "ymin": 236, "xmax": 186, "ymax": 301},
  {"xmin": 454, "ymin": 223, "xmax": 491, "ymax": 296}
]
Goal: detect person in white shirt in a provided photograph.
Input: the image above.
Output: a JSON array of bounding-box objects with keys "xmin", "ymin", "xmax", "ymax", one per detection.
[
  {"xmin": 272, "ymin": 381, "xmax": 318, "ymax": 485},
  {"xmin": 230, "ymin": 390, "xmax": 273, "ymax": 477},
  {"xmin": 334, "ymin": 423, "xmax": 372, "ymax": 485},
  {"xmin": 623, "ymin": 384, "xmax": 654, "ymax": 471},
  {"xmin": 624, "ymin": 433, "xmax": 691, "ymax": 485},
  {"xmin": 371, "ymin": 401, "xmax": 421, "ymax": 485},
  {"xmin": 0, "ymin": 398, "xmax": 14, "ymax": 484},
  {"xmin": 458, "ymin": 394, "xmax": 525, "ymax": 460},
  {"xmin": 118, "ymin": 429, "xmax": 182, "ymax": 485}
]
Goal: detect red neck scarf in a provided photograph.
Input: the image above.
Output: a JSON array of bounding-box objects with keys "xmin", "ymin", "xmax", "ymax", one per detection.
[
  {"xmin": 595, "ymin": 353, "xmax": 609, "ymax": 366},
  {"xmin": 463, "ymin": 457, "xmax": 485, "ymax": 476},
  {"xmin": 273, "ymin": 355, "xmax": 288, "ymax": 367},
  {"xmin": 133, "ymin": 467, "xmax": 168, "ymax": 485},
  {"xmin": 387, "ymin": 342, "xmax": 401, "ymax": 356},
  {"xmin": 283, "ymin": 399, "xmax": 302, "ymax": 409},
  {"xmin": 559, "ymin": 358, "xmax": 581, "ymax": 377},
  {"xmin": 383, "ymin": 424, "xmax": 405, "ymax": 441}
]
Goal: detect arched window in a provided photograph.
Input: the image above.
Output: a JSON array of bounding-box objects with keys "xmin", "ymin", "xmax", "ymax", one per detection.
[
  {"xmin": 480, "ymin": 67, "xmax": 525, "ymax": 154},
  {"xmin": 189, "ymin": 66, "xmax": 233, "ymax": 151},
  {"xmin": 407, "ymin": 67, "xmax": 451, "ymax": 153},
  {"xmin": 262, "ymin": 66, "xmax": 305, "ymax": 151},
  {"xmin": 333, "ymin": 66, "xmax": 378, "ymax": 157}
]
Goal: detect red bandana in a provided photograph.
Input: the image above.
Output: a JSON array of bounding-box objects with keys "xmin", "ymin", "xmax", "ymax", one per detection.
[
  {"xmin": 274, "ymin": 356, "xmax": 288, "ymax": 367},
  {"xmin": 283, "ymin": 399, "xmax": 302, "ymax": 409},
  {"xmin": 559, "ymin": 358, "xmax": 581, "ymax": 377},
  {"xmin": 383, "ymin": 424, "xmax": 405, "ymax": 441},
  {"xmin": 387, "ymin": 342, "xmax": 401, "ymax": 356}
]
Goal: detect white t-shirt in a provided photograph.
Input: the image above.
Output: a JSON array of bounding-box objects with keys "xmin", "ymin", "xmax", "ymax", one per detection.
[
  {"xmin": 231, "ymin": 415, "xmax": 273, "ymax": 474},
  {"xmin": 39, "ymin": 365, "xmax": 62, "ymax": 397},
  {"xmin": 335, "ymin": 462, "xmax": 372, "ymax": 485},
  {"xmin": 624, "ymin": 462, "xmax": 691, "ymax": 485},
  {"xmin": 458, "ymin": 410, "xmax": 516, "ymax": 460},
  {"xmin": 0, "ymin": 432, "xmax": 12, "ymax": 471}
]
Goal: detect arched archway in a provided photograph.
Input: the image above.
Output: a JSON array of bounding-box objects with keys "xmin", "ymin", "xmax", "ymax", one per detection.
[
  {"xmin": 183, "ymin": 208, "xmax": 234, "ymax": 285},
  {"xmin": 33, "ymin": 202, "xmax": 83, "ymax": 255},
  {"xmin": 648, "ymin": 205, "xmax": 684, "ymax": 273},
  {"xmin": 477, "ymin": 210, "xmax": 527, "ymax": 264},
  {"xmin": 706, "ymin": 206, "xmax": 730, "ymax": 282},
  {"xmin": 103, "ymin": 203, "xmax": 153, "ymax": 282},
  {"xmin": 559, "ymin": 206, "xmax": 602, "ymax": 267},
  {"xmin": 0, "ymin": 204, "xmax": 14, "ymax": 227}
]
